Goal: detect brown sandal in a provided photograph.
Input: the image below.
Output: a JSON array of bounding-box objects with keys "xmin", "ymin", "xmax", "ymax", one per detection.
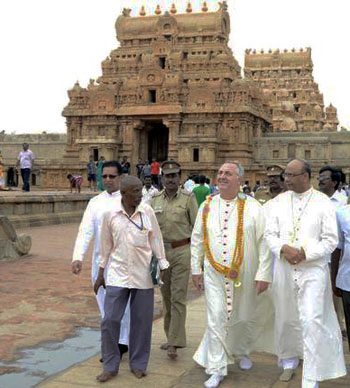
[
  {"xmin": 96, "ymin": 370, "xmax": 118, "ymax": 382},
  {"xmin": 131, "ymin": 369, "xmax": 147, "ymax": 379}
]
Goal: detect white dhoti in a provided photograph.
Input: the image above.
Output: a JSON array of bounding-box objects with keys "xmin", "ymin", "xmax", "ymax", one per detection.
[
  {"xmin": 93, "ymin": 253, "xmax": 130, "ymax": 346},
  {"xmin": 73, "ymin": 191, "xmax": 131, "ymax": 346}
]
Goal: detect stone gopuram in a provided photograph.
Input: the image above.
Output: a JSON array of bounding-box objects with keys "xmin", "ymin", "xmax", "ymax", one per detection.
[
  {"xmin": 245, "ymin": 48, "xmax": 338, "ymax": 133},
  {"xmin": 39, "ymin": 2, "xmax": 350, "ymax": 188},
  {"xmin": 43, "ymin": 2, "xmax": 271, "ymax": 186}
]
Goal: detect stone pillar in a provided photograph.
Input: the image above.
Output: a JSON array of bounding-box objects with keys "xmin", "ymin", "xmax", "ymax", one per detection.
[
  {"xmin": 120, "ymin": 119, "xmax": 143, "ymax": 174},
  {"xmin": 163, "ymin": 119, "xmax": 180, "ymax": 161},
  {"xmin": 104, "ymin": 146, "xmax": 115, "ymax": 162},
  {"xmin": 66, "ymin": 118, "xmax": 73, "ymax": 145}
]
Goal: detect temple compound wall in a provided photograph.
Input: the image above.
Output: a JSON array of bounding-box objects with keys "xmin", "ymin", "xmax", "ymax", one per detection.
[
  {"xmin": 39, "ymin": 2, "xmax": 350, "ymax": 188},
  {"xmin": 0, "ymin": 132, "xmax": 66, "ymax": 188}
]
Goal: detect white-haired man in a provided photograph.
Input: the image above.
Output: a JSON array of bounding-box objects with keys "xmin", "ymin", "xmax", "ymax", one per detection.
[{"xmin": 191, "ymin": 161, "xmax": 274, "ymax": 388}]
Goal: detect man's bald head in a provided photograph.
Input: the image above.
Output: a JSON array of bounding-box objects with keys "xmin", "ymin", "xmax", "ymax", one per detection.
[
  {"xmin": 284, "ymin": 158, "xmax": 311, "ymax": 194},
  {"xmin": 287, "ymin": 159, "xmax": 311, "ymax": 179},
  {"xmin": 120, "ymin": 176, "xmax": 143, "ymax": 211},
  {"xmin": 120, "ymin": 176, "xmax": 142, "ymax": 192}
]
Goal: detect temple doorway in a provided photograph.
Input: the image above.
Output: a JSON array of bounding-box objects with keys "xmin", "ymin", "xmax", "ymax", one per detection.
[{"xmin": 139, "ymin": 121, "xmax": 168, "ymax": 163}]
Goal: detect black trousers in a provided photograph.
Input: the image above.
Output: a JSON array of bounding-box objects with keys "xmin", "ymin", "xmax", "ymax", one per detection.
[
  {"xmin": 342, "ymin": 289, "xmax": 350, "ymax": 351},
  {"xmin": 20, "ymin": 168, "xmax": 31, "ymax": 191}
]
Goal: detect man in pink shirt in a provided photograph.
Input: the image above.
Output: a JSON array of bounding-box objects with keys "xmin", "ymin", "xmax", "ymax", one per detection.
[{"xmin": 94, "ymin": 176, "xmax": 169, "ymax": 383}]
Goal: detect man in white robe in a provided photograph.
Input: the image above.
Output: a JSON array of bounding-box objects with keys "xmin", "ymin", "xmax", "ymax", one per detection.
[
  {"xmin": 71, "ymin": 160, "xmax": 130, "ymax": 353},
  {"xmin": 191, "ymin": 161, "xmax": 274, "ymax": 388},
  {"xmin": 265, "ymin": 159, "xmax": 346, "ymax": 388}
]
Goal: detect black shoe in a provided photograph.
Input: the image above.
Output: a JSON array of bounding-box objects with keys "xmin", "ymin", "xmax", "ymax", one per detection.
[
  {"xmin": 118, "ymin": 343, "xmax": 128, "ymax": 360},
  {"xmin": 100, "ymin": 344, "xmax": 128, "ymax": 363}
]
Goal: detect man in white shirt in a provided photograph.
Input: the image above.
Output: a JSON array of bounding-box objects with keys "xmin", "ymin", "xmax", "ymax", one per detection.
[
  {"xmin": 265, "ymin": 159, "xmax": 346, "ymax": 388},
  {"xmin": 94, "ymin": 176, "xmax": 169, "ymax": 382},
  {"xmin": 142, "ymin": 175, "xmax": 159, "ymax": 205},
  {"xmin": 191, "ymin": 161, "xmax": 274, "ymax": 388},
  {"xmin": 71, "ymin": 161, "xmax": 130, "ymax": 358},
  {"xmin": 184, "ymin": 175, "xmax": 195, "ymax": 192},
  {"xmin": 332, "ymin": 205, "xmax": 350, "ymax": 352},
  {"xmin": 318, "ymin": 166, "xmax": 348, "ymax": 207},
  {"xmin": 16, "ymin": 143, "xmax": 34, "ymax": 192},
  {"xmin": 318, "ymin": 165, "xmax": 347, "ymax": 337}
]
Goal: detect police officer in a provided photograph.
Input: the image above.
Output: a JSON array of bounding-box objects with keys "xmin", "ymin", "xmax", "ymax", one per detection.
[
  {"xmin": 151, "ymin": 161, "xmax": 198, "ymax": 360},
  {"xmin": 255, "ymin": 165, "xmax": 285, "ymax": 205}
]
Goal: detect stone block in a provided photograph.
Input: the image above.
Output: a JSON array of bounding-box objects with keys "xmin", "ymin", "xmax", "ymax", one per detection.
[{"xmin": 0, "ymin": 215, "xmax": 31, "ymax": 260}]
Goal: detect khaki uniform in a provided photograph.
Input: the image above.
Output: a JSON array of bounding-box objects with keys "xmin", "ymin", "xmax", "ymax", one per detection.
[
  {"xmin": 151, "ymin": 187, "xmax": 198, "ymax": 347},
  {"xmin": 255, "ymin": 165, "xmax": 285, "ymax": 205},
  {"xmin": 254, "ymin": 187, "xmax": 273, "ymax": 205}
]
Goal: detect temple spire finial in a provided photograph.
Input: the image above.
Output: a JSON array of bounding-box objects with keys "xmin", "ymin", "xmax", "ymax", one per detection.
[
  {"xmin": 170, "ymin": 3, "xmax": 177, "ymax": 14},
  {"xmin": 139, "ymin": 5, "xmax": 146, "ymax": 17},
  {"xmin": 155, "ymin": 5, "xmax": 161, "ymax": 15},
  {"xmin": 202, "ymin": 1, "xmax": 208, "ymax": 12},
  {"xmin": 186, "ymin": 2, "xmax": 192, "ymax": 13}
]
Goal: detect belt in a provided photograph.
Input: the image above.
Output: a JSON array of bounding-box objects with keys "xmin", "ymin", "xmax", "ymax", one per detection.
[{"xmin": 164, "ymin": 238, "xmax": 191, "ymax": 249}]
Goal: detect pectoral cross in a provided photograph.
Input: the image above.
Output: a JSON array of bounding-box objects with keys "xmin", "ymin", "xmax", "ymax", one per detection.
[{"xmin": 289, "ymin": 230, "xmax": 296, "ymax": 245}]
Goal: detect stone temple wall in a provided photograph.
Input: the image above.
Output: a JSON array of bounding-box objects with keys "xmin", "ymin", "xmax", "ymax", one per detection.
[{"xmin": 0, "ymin": 133, "xmax": 66, "ymax": 188}]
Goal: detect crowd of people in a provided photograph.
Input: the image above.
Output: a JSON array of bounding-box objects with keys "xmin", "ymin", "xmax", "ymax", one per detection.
[{"xmin": 71, "ymin": 157, "xmax": 349, "ymax": 388}]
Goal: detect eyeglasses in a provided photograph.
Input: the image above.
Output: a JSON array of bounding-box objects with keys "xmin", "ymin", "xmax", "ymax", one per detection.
[
  {"xmin": 317, "ymin": 176, "xmax": 332, "ymax": 182},
  {"xmin": 102, "ymin": 174, "xmax": 117, "ymax": 179},
  {"xmin": 282, "ymin": 172, "xmax": 305, "ymax": 179}
]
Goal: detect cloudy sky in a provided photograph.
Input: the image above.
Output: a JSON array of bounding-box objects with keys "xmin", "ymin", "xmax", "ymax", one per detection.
[{"xmin": 0, "ymin": 0, "xmax": 349, "ymax": 133}]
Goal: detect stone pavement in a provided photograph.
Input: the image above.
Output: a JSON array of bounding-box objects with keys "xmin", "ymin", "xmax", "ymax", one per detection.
[
  {"xmin": 0, "ymin": 222, "xmax": 349, "ymax": 387},
  {"xmin": 38, "ymin": 294, "xmax": 350, "ymax": 388}
]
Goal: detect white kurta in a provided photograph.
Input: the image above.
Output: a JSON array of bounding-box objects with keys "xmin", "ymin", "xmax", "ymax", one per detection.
[
  {"xmin": 72, "ymin": 190, "xmax": 130, "ymax": 345},
  {"xmin": 264, "ymin": 188, "xmax": 346, "ymax": 381},
  {"xmin": 191, "ymin": 195, "xmax": 274, "ymax": 376}
]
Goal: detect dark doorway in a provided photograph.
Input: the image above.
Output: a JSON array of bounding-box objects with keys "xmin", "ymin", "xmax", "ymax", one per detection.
[
  {"xmin": 147, "ymin": 122, "xmax": 169, "ymax": 163},
  {"xmin": 7, "ymin": 167, "xmax": 16, "ymax": 186}
]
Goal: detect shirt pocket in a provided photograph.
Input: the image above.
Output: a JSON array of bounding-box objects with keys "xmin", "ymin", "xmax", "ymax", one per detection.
[
  {"xmin": 133, "ymin": 229, "xmax": 150, "ymax": 248},
  {"xmin": 170, "ymin": 204, "xmax": 188, "ymax": 224}
]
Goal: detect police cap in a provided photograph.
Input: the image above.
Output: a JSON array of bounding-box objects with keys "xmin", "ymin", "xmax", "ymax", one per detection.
[
  {"xmin": 266, "ymin": 165, "xmax": 284, "ymax": 177},
  {"xmin": 161, "ymin": 160, "xmax": 181, "ymax": 175}
]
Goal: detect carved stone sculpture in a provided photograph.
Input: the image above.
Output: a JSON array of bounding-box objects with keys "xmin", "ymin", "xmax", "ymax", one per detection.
[{"xmin": 0, "ymin": 215, "xmax": 31, "ymax": 260}]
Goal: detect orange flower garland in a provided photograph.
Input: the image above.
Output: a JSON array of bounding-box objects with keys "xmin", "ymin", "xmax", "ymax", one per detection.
[{"xmin": 202, "ymin": 195, "xmax": 246, "ymax": 287}]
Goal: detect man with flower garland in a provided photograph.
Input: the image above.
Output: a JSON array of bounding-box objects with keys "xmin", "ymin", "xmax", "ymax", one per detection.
[{"xmin": 191, "ymin": 161, "xmax": 274, "ymax": 388}]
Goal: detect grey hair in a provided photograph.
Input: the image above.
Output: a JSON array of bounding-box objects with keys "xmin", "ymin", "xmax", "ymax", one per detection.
[{"xmin": 221, "ymin": 160, "xmax": 245, "ymax": 177}]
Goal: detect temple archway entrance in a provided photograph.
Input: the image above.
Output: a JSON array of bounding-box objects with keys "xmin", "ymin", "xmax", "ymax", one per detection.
[{"xmin": 139, "ymin": 121, "xmax": 168, "ymax": 163}]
